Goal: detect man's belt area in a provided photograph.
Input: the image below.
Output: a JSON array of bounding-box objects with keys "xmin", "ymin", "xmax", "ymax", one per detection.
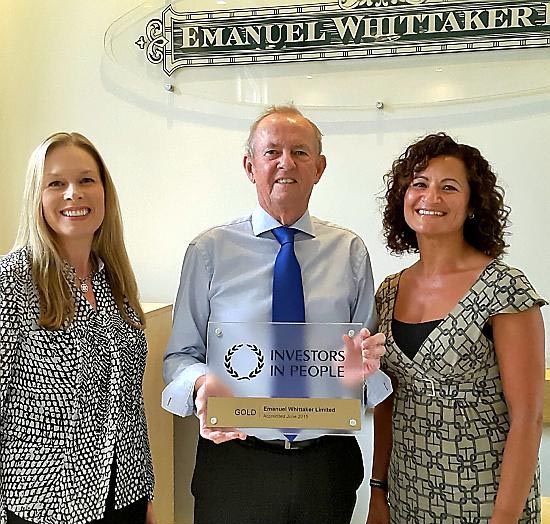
[{"xmin": 238, "ymin": 435, "xmax": 325, "ymax": 451}]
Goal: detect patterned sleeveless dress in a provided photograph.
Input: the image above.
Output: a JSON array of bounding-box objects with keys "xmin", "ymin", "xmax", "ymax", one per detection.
[{"xmin": 375, "ymin": 260, "xmax": 546, "ymax": 523}]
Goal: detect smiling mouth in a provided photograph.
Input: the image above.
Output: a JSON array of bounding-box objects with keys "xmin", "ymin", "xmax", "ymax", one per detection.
[
  {"xmin": 61, "ymin": 208, "xmax": 90, "ymax": 217},
  {"xmin": 417, "ymin": 209, "xmax": 444, "ymax": 216},
  {"xmin": 275, "ymin": 178, "xmax": 297, "ymax": 184}
]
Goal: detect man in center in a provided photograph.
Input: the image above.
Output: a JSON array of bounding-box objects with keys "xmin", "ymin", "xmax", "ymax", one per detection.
[{"xmin": 163, "ymin": 105, "xmax": 388, "ymax": 524}]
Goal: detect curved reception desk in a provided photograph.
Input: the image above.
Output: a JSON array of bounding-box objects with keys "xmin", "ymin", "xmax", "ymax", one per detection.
[
  {"xmin": 143, "ymin": 303, "xmax": 198, "ymax": 524},
  {"xmin": 143, "ymin": 303, "xmax": 175, "ymax": 524}
]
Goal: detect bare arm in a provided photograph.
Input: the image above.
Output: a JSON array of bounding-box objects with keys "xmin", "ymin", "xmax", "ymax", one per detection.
[
  {"xmin": 366, "ymin": 375, "xmax": 397, "ymax": 524},
  {"xmin": 490, "ymin": 307, "xmax": 545, "ymax": 524}
]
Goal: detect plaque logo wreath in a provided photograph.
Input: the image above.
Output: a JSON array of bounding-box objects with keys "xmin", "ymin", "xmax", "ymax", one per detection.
[{"xmin": 224, "ymin": 344, "xmax": 265, "ymax": 381}]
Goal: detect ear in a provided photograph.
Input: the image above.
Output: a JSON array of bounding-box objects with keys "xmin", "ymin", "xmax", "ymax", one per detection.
[
  {"xmin": 243, "ymin": 154, "xmax": 255, "ymax": 183},
  {"xmin": 314, "ymin": 154, "xmax": 327, "ymax": 184}
]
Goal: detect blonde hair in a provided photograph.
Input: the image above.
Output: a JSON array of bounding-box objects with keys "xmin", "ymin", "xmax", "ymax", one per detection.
[
  {"xmin": 245, "ymin": 104, "xmax": 323, "ymax": 156},
  {"xmin": 13, "ymin": 132, "xmax": 145, "ymax": 330}
]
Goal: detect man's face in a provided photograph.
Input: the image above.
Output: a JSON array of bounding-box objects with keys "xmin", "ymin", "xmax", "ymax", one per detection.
[{"xmin": 243, "ymin": 113, "xmax": 326, "ymax": 225}]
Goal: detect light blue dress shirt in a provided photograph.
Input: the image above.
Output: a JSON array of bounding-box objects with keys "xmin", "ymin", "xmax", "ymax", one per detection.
[{"xmin": 163, "ymin": 207, "xmax": 390, "ymax": 437}]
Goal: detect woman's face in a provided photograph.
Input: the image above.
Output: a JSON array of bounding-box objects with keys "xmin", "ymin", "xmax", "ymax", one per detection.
[
  {"xmin": 403, "ymin": 155, "xmax": 471, "ymax": 239},
  {"xmin": 41, "ymin": 144, "xmax": 105, "ymax": 250}
]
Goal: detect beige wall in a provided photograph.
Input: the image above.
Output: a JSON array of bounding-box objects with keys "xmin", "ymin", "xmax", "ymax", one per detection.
[
  {"xmin": 2, "ymin": 2, "xmax": 549, "ymax": 308},
  {"xmin": 2, "ymin": 2, "xmax": 550, "ymax": 519},
  {"xmin": 2, "ymin": 0, "xmax": 549, "ymax": 343}
]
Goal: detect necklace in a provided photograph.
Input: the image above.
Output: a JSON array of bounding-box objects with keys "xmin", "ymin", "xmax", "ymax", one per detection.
[{"xmin": 75, "ymin": 272, "xmax": 93, "ymax": 293}]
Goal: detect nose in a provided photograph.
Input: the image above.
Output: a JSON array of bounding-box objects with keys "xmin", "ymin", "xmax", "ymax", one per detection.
[
  {"xmin": 277, "ymin": 150, "xmax": 296, "ymax": 170},
  {"xmin": 63, "ymin": 183, "xmax": 82, "ymax": 201},
  {"xmin": 423, "ymin": 184, "xmax": 442, "ymax": 203}
]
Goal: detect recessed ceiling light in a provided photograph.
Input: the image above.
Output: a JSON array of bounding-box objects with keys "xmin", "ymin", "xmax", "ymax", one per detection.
[{"xmin": 435, "ymin": 67, "xmax": 443, "ymax": 72}]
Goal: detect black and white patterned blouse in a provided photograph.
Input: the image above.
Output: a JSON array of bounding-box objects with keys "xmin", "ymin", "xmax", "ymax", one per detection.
[{"xmin": 0, "ymin": 248, "xmax": 154, "ymax": 524}]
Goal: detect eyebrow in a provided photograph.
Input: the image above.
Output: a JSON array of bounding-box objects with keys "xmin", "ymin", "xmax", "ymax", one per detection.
[
  {"xmin": 44, "ymin": 169, "xmax": 95, "ymax": 177},
  {"xmin": 413, "ymin": 174, "xmax": 464, "ymax": 186},
  {"xmin": 263, "ymin": 142, "xmax": 312, "ymax": 150}
]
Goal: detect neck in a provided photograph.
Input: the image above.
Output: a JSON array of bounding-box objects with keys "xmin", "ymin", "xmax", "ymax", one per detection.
[
  {"xmin": 58, "ymin": 239, "xmax": 94, "ymax": 277},
  {"xmin": 415, "ymin": 234, "xmax": 478, "ymax": 275},
  {"xmin": 264, "ymin": 205, "xmax": 306, "ymax": 227}
]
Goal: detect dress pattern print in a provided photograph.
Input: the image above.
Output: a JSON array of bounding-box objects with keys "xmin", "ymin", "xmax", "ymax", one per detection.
[
  {"xmin": 0, "ymin": 248, "xmax": 154, "ymax": 524},
  {"xmin": 376, "ymin": 260, "xmax": 545, "ymax": 524}
]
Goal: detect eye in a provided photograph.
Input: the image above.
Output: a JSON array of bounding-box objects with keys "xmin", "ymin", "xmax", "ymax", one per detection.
[
  {"xmin": 294, "ymin": 150, "xmax": 308, "ymax": 157},
  {"xmin": 264, "ymin": 149, "xmax": 279, "ymax": 157},
  {"xmin": 47, "ymin": 180, "xmax": 64, "ymax": 188},
  {"xmin": 81, "ymin": 177, "xmax": 96, "ymax": 184},
  {"xmin": 442, "ymin": 184, "xmax": 458, "ymax": 191},
  {"xmin": 410, "ymin": 180, "xmax": 427, "ymax": 188}
]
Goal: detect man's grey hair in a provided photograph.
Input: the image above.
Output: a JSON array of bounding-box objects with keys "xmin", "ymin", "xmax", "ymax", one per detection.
[{"xmin": 245, "ymin": 104, "xmax": 323, "ymax": 157}]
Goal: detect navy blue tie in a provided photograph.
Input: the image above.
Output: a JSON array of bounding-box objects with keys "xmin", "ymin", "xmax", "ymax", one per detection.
[
  {"xmin": 272, "ymin": 227, "xmax": 305, "ymax": 323},
  {"xmin": 272, "ymin": 227, "xmax": 305, "ymax": 442}
]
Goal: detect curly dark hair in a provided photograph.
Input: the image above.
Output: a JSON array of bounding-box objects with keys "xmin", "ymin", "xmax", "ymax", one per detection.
[{"xmin": 382, "ymin": 132, "xmax": 510, "ymax": 257}]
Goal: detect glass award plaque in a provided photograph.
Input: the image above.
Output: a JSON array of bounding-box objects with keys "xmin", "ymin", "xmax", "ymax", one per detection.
[{"xmin": 205, "ymin": 322, "xmax": 365, "ymax": 437}]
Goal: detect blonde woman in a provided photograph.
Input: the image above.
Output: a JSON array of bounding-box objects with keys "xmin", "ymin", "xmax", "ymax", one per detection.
[{"xmin": 0, "ymin": 133, "xmax": 155, "ymax": 524}]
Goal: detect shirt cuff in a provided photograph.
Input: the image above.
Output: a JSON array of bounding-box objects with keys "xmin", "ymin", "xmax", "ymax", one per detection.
[
  {"xmin": 161, "ymin": 362, "xmax": 208, "ymax": 417},
  {"xmin": 364, "ymin": 370, "xmax": 393, "ymax": 408}
]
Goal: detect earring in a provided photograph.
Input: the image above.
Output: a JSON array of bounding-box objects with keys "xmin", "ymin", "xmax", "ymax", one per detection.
[{"xmin": 468, "ymin": 212, "xmax": 475, "ymax": 219}]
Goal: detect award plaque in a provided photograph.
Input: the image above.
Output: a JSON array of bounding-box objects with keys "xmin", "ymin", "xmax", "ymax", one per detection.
[{"xmin": 205, "ymin": 322, "xmax": 365, "ymax": 437}]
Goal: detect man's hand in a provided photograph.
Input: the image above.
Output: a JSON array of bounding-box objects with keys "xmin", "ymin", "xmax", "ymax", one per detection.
[
  {"xmin": 194, "ymin": 374, "xmax": 247, "ymax": 444},
  {"xmin": 342, "ymin": 327, "xmax": 386, "ymax": 383},
  {"xmin": 360, "ymin": 328, "xmax": 386, "ymax": 376}
]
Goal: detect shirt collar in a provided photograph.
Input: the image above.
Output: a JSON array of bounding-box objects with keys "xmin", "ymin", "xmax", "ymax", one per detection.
[{"xmin": 251, "ymin": 206, "xmax": 315, "ymax": 238}]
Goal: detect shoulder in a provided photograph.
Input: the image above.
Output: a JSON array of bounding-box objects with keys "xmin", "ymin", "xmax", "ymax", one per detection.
[
  {"xmin": 190, "ymin": 214, "xmax": 253, "ymax": 247},
  {"xmin": 376, "ymin": 272, "xmax": 401, "ymax": 300},
  {"xmin": 483, "ymin": 259, "xmax": 536, "ymax": 288},
  {"xmin": 311, "ymin": 216, "xmax": 364, "ymax": 240},
  {"xmin": 181, "ymin": 215, "xmax": 254, "ymax": 271},
  {"xmin": 482, "ymin": 259, "xmax": 547, "ymax": 313},
  {"xmin": 0, "ymin": 248, "xmax": 32, "ymax": 313},
  {"xmin": 0, "ymin": 247, "xmax": 31, "ymax": 283},
  {"xmin": 310, "ymin": 216, "xmax": 368, "ymax": 251}
]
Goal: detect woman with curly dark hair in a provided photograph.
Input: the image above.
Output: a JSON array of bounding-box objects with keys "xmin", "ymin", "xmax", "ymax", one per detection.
[{"xmin": 366, "ymin": 133, "xmax": 546, "ymax": 524}]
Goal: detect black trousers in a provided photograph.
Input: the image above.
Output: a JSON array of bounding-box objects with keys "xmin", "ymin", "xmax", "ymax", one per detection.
[
  {"xmin": 192, "ymin": 435, "xmax": 364, "ymax": 524},
  {"xmin": 7, "ymin": 462, "xmax": 148, "ymax": 524}
]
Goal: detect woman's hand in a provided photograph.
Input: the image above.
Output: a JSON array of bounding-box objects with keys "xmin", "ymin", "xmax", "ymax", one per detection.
[
  {"xmin": 145, "ymin": 501, "xmax": 157, "ymax": 524},
  {"xmin": 366, "ymin": 489, "xmax": 390, "ymax": 524}
]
